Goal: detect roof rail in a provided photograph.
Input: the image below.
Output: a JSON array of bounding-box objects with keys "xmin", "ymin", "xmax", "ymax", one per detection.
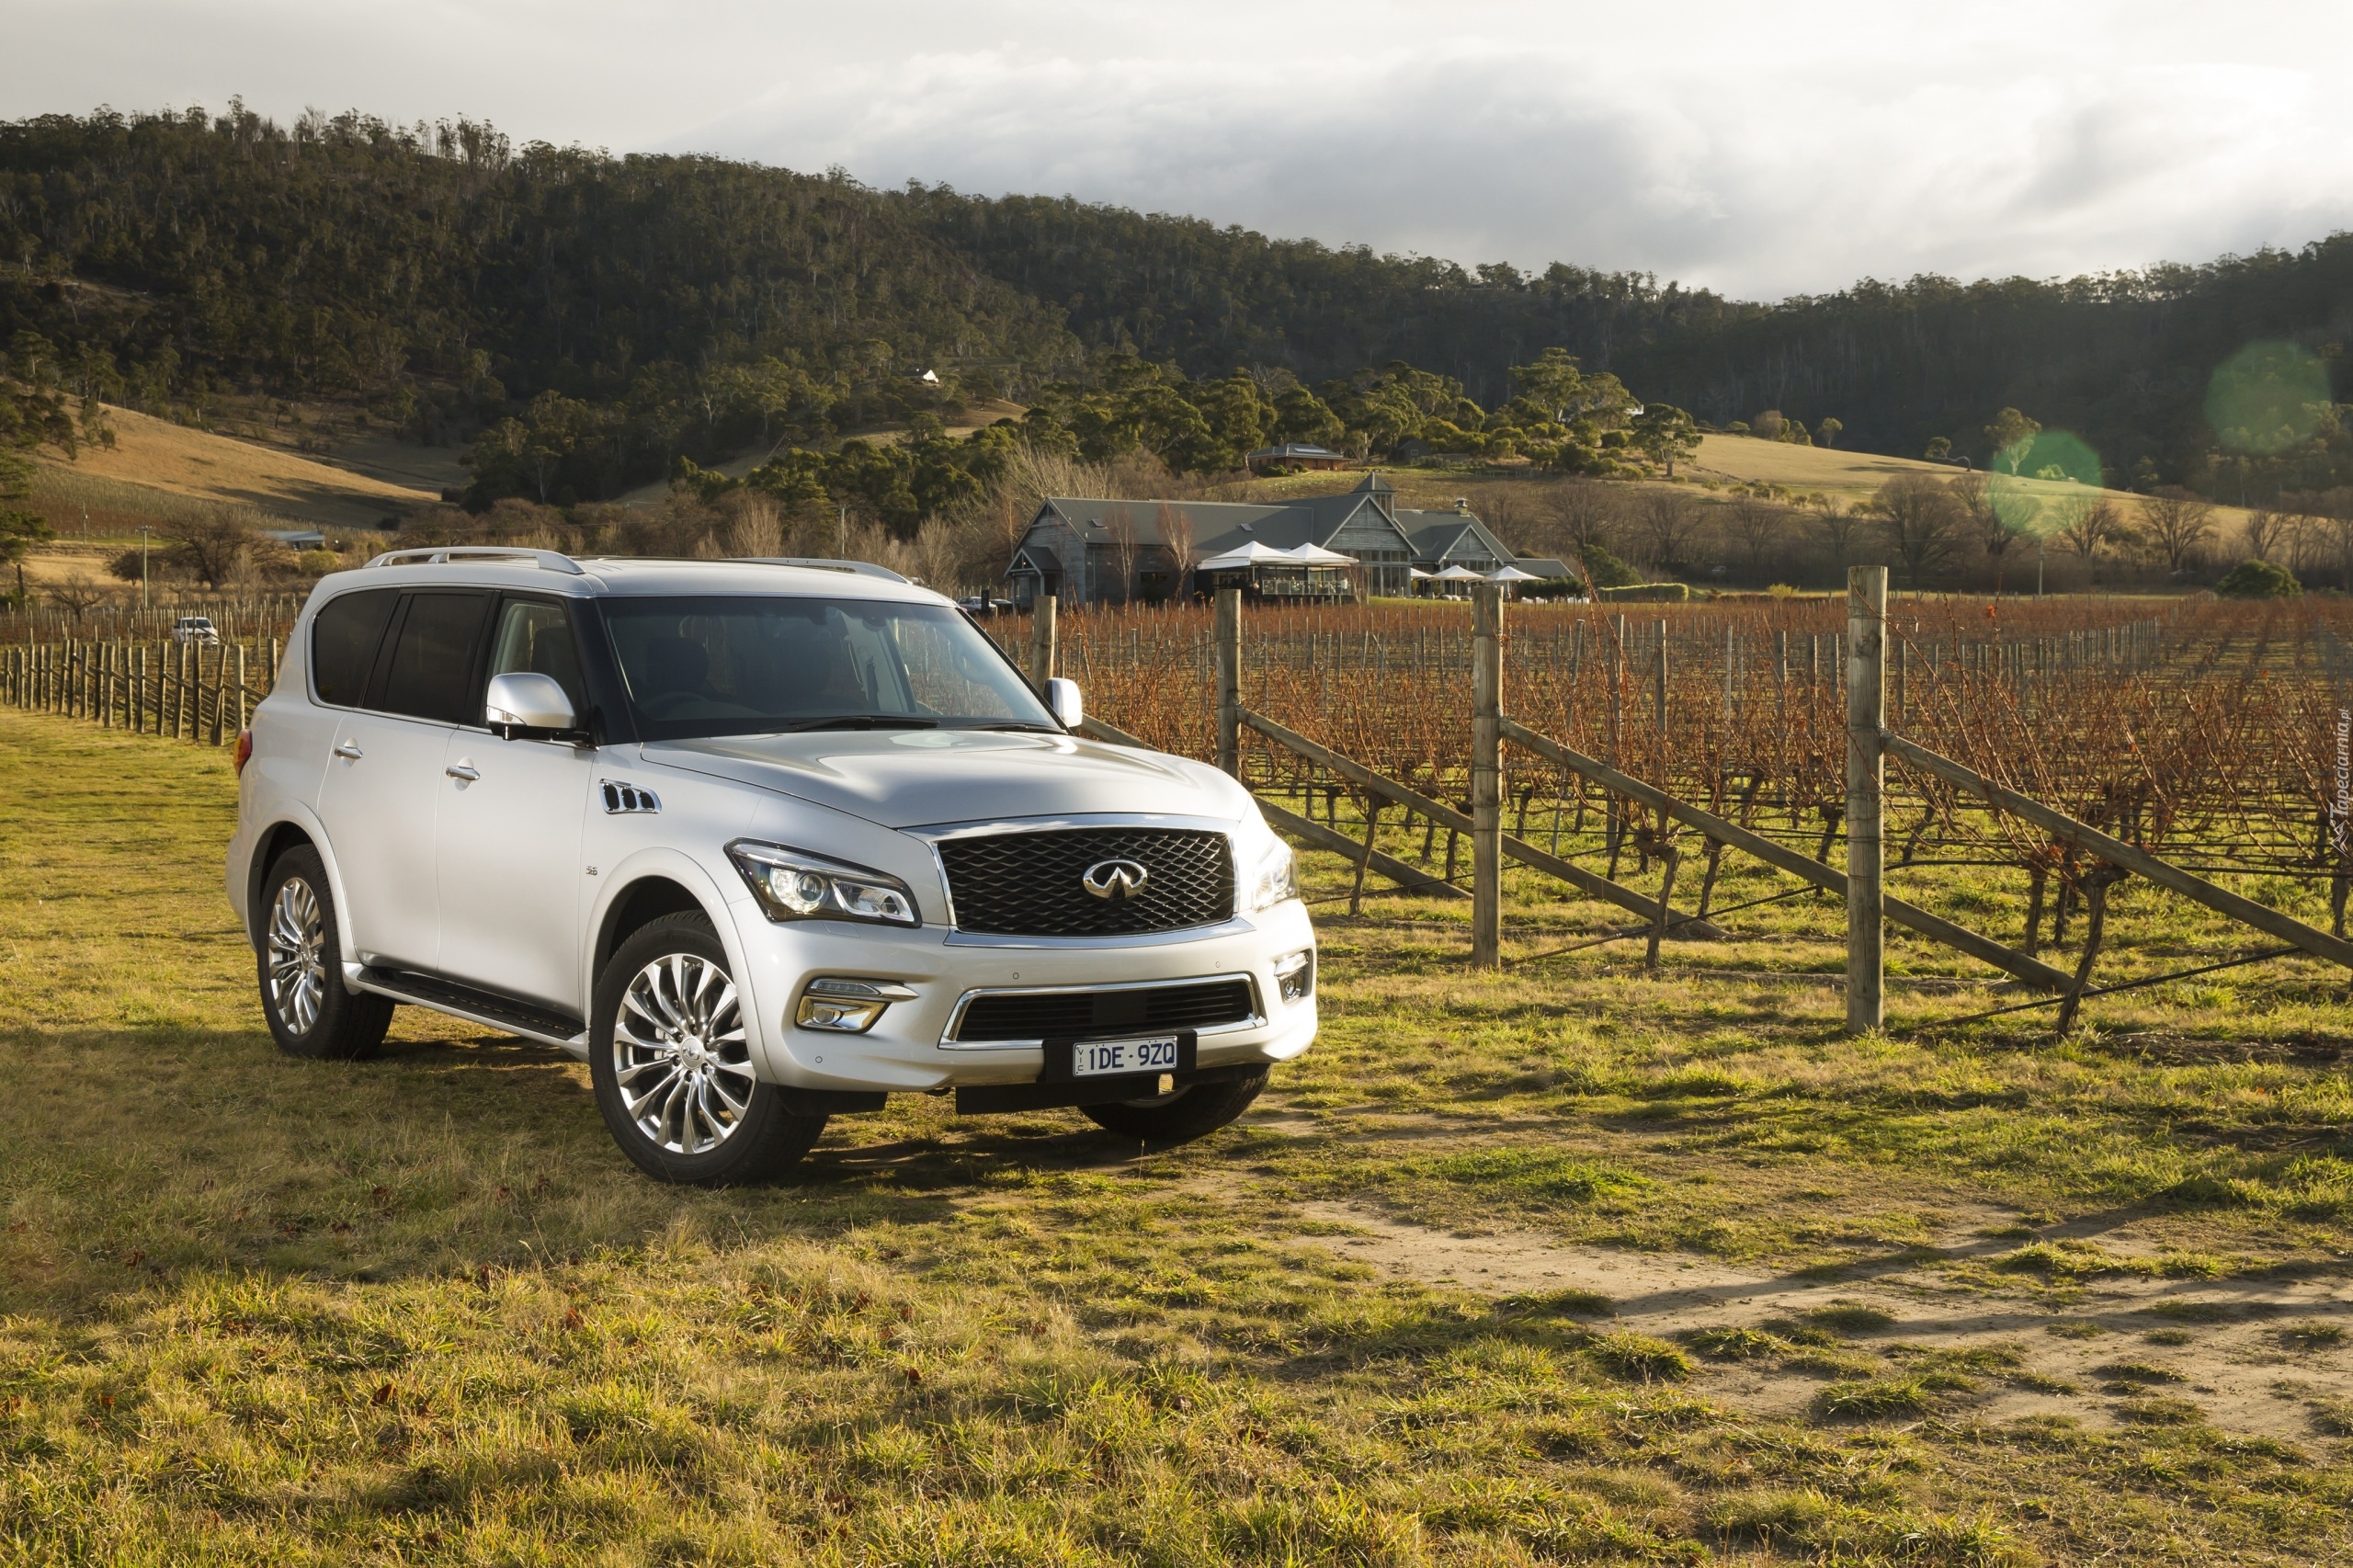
[
  {"xmin": 364, "ymin": 545, "xmax": 586, "ymax": 575},
  {"xmin": 729, "ymin": 557, "xmax": 911, "ymax": 584}
]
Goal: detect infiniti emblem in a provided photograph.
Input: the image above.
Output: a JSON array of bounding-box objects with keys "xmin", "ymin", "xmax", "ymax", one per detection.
[{"xmin": 1081, "ymin": 858, "xmax": 1151, "ymax": 902}]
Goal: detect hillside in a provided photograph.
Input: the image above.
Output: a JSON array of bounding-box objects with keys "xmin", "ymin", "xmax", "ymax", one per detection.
[
  {"xmin": 4, "ymin": 105, "xmax": 2350, "ymax": 529},
  {"xmin": 28, "ymin": 403, "xmax": 444, "ymax": 537},
  {"xmin": 1690, "ymin": 433, "xmax": 2256, "ymax": 540}
]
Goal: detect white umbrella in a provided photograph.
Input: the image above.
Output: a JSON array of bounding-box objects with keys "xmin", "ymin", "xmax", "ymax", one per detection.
[
  {"xmin": 1284, "ymin": 542, "xmax": 1356, "ymax": 565},
  {"xmin": 1196, "ymin": 541, "xmax": 1297, "ymax": 571},
  {"xmin": 1486, "ymin": 563, "xmax": 1541, "ymax": 582},
  {"xmin": 1407, "ymin": 567, "xmax": 1435, "ymax": 580},
  {"xmin": 1433, "ymin": 564, "xmax": 1486, "ymax": 581}
]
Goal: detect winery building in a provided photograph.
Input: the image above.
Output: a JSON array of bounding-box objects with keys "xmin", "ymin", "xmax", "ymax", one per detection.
[{"xmin": 1005, "ymin": 472, "xmax": 1525, "ymax": 605}]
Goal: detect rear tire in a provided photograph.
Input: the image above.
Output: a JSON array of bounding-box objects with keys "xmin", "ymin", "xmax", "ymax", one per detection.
[
  {"xmin": 588, "ymin": 913, "xmax": 827, "ymax": 1185},
  {"xmin": 256, "ymin": 846, "xmax": 393, "ymax": 1061},
  {"xmin": 1082, "ymin": 1067, "xmax": 1268, "ymax": 1145}
]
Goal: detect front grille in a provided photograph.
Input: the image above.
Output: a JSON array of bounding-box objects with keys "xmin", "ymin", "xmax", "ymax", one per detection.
[
  {"xmin": 938, "ymin": 827, "xmax": 1233, "ymax": 936},
  {"xmin": 953, "ymin": 978, "xmax": 1257, "ymax": 1042}
]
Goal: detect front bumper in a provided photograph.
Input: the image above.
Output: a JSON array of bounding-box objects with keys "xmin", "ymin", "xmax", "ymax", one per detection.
[{"xmin": 725, "ymin": 895, "xmax": 1318, "ymax": 1094}]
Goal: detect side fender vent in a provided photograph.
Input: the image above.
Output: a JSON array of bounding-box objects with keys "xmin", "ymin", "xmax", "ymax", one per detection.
[{"xmin": 600, "ymin": 780, "xmax": 662, "ymax": 814}]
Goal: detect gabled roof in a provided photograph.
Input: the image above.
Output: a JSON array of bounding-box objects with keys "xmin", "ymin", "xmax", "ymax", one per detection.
[
  {"xmin": 1025, "ymin": 475, "xmax": 1417, "ymax": 561},
  {"xmin": 1403, "ymin": 515, "xmax": 1513, "ymax": 563}
]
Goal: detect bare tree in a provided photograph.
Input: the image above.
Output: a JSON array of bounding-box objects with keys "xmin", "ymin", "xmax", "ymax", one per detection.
[
  {"xmin": 1727, "ymin": 498, "xmax": 1781, "ymax": 574},
  {"xmin": 1810, "ymin": 496, "xmax": 1866, "ymax": 561},
  {"xmin": 1538, "ymin": 480, "xmax": 1616, "ymax": 565},
  {"xmin": 913, "ymin": 516, "xmax": 965, "ymax": 593},
  {"xmin": 167, "ymin": 515, "xmax": 255, "ymax": 586},
  {"xmin": 2137, "ymin": 487, "xmax": 2217, "ymax": 573},
  {"xmin": 1106, "ymin": 510, "xmax": 1142, "ymax": 604},
  {"xmin": 2319, "ymin": 496, "xmax": 2353, "ymax": 592},
  {"xmin": 2241, "ymin": 506, "xmax": 2293, "ymax": 564},
  {"xmin": 717, "ymin": 494, "xmax": 785, "ymax": 558},
  {"xmin": 1870, "ymin": 473, "xmax": 1962, "ymax": 587},
  {"xmin": 48, "ymin": 572, "xmax": 108, "ymax": 622},
  {"xmin": 1632, "ymin": 488, "xmax": 1699, "ymax": 572},
  {"xmin": 1157, "ymin": 501, "xmax": 1198, "ymax": 601},
  {"xmin": 1949, "ymin": 471, "xmax": 2020, "ymax": 562},
  {"xmin": 2052, "ymin": 495, "xmax": 2125, "ymax": 558}
]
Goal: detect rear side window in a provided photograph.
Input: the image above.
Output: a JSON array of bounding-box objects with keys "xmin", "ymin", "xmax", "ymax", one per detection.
[
  {"xmin": 378, "ymin": 592, "xmax": 494, "ymax": 724},
  {"xmin": 310, "ymin": 589, "xmax": 399, "ymax": 708}
]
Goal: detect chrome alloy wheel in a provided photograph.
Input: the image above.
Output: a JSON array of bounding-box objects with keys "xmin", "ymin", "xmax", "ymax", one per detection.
[
  {"xmin": 266, "ymin": 877, "xmax": 328, "ymax": 1035},
  {"xmin": 613, "ymin": 954, "xmax": 755, "ymax": 1155}
]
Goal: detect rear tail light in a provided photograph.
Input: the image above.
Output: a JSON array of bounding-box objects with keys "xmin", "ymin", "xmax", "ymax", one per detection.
[{"xmin": 233, "ymin": 729, "xmax": 254, "ymax": 776}]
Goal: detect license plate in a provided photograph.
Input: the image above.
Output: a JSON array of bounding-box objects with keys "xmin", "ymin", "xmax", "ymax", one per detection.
[{"xmin": 1072, "ymin": 1036, "xmax": 1181, "ymax": 1078}]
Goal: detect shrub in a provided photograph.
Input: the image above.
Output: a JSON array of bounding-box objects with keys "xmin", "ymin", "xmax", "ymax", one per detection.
[
  {"xmin": 1597, "ymin": 582, "xmax": 1691, "ymax": 603},
  {"xmin": 2215, "ymin": 558, "xmax": 2299, "ymax": 597},
  {"xmin": 1579, "ymin": 540, "xmax": 1642, "ymax": 588}
]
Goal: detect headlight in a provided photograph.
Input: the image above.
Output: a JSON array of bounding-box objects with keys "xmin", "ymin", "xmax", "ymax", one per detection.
[
  {"xmin": 1240, "ymin": 823, "xmax": 1299, "ymax": 913},
  {"xmin": 727, "ymin": 840, "xmax": 922, "ymax": 926}
]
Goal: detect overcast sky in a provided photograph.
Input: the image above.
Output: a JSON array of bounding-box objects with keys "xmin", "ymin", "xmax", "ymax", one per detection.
[{"xmin": 11, "ymin": 1, "xmax": 2350, "ymax": 300}]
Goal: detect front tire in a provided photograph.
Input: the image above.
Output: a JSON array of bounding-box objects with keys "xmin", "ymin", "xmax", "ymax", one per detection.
[
  {"xmin": 588, "ymin": 913, "xmax": 826, "ymax": 1185},
  {"xmin": 1082, "ymin": 1067, "xmax": 1268, "ymax": 1145},
  {"xmin": 257, "ymin": 846, "xmax": 393, "ymax": 1060}
]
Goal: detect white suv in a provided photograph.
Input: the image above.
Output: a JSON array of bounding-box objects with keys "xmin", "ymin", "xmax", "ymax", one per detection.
[{"xmin": 225, "ymin": 547, "xmax": 1315, "ymax": 1183}]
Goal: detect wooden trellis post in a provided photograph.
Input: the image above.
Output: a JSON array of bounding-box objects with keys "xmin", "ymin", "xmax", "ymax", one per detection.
[
  {"xmin": 1846, "ymin": 565, "xmax": 1887, "ymax": 1034},
  {"xmin": 1472, "ymin": 584, "xmax": 1503, "ymax": 968},
  {"xmin": 1214, "ymin": 588, "xmax": 1241, "ymax": 778},
  {"xmin": 1029, "ymin": 594, "xmax": 1056, "ymax": 689}
]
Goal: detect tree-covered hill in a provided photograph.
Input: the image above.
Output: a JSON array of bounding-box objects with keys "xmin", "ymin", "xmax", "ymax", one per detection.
[{"xmin": 4, "ymin": 104, "xmax": 2349, "ymax": 514}]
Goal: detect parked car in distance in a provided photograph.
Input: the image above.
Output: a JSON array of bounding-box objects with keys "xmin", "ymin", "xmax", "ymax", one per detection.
[
  {"xmin": 173, "ymin": 616, "xmax": 222, "ymax": 644},
  {"xmin": 224, "ymin": 547, "xmax": 1316, "ymax": 1184},
  {"xmin": 957, "ymin": 594, "xmax": 1016, "ymax": 617}
]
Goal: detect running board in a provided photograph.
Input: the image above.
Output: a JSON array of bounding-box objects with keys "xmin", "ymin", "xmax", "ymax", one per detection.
[{"xmin": 355, "ymin": 967, "xmax": 590, "ymax": 1056}]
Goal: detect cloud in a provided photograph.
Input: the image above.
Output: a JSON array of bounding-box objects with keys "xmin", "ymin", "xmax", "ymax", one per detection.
[{"xmin": 7, "ymin": 0, "xmax": 2351, "ymax": 298}]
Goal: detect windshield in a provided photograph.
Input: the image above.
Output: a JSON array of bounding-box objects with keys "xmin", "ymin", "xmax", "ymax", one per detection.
[{"xmin": 603, "ymin": 596, "xmax": 1056, "ymax": 742}]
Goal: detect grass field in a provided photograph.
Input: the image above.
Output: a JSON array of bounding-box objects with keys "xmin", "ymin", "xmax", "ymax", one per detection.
[
  {"xmin": 29, "ymin": 403, "xmax": 441, "ymax": 535},
  {"xmin": 3, "ymin": 709, "xmax": 2351, "ymax": 1563}
]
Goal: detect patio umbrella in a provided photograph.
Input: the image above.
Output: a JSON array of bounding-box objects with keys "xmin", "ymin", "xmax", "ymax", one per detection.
[{"xmin": 1195, "ymin": 541, "xmax": 1298, "ymax": 572}]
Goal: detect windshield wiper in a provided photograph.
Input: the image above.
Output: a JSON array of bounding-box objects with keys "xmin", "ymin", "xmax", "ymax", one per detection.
[
  {"xmin": 779, "ymin": 715, "xmax": 938, "ymax": 732},
  {"xmin": 964, "ymin": 721, "xmax": 1061, "ymax": 733}
]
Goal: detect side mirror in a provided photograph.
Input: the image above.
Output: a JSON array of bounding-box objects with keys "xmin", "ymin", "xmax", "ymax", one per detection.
[
  {"xmin": 485, "ymin": 671, "xmax": 578, "ymax": 737},
  {"xmin": 1044, "ymin": 676, "xmax": 1084, "ymax": 730}
]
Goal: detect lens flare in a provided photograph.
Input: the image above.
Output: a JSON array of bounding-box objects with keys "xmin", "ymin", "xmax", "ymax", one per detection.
[
  {"xmin": 2206, "ymin": 340, "xmax": 2331, "ymax": 456},
  {"xmin": 1987, "ymin": 429, "xmax": 2102, "ymax": 533}
]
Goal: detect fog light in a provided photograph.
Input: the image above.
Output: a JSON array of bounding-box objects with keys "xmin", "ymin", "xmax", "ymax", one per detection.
[
  {"xmin": 795, "ymin": 977, "xmax": 917, "ymax": 1034},
  {"xmin": 1273, "ymin": 949, "xmax": 1314, "ymax": 1005}
]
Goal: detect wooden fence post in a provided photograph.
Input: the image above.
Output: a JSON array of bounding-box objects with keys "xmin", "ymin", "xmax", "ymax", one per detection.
[
  {"xmin": 1654, "ymin": 619, "xmax": 1668, "ymax": 732},
  {"xmin": 1029, "ymin": 594, "xmax": 1057, "ymax": 689},
  {"xmin": 1846, "ymin": 565, "xmax": 1887, "ymax": 1034},
  {"xmin": 1214, "ymin": 587, "xmax": 1242, "ymax": 778},
  {"xmin": 1472, "ymin": 584, "xmax": 1504, "ymax": 968}
]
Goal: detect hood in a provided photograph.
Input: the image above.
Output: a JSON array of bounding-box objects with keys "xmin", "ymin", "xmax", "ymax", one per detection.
[{"xmin": 639, "ymin": 729, "xmax": 1252, "ymax": 830}]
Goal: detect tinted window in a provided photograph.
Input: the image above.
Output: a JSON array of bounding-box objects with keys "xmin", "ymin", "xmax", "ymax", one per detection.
[
  {"xmin": 310, "ymin": 589, "xmax": 398, "ymax": 709},
  {"xmin": 379, "ymin": 592, "xmax": 493, "ymax": 724},
  {"xmin": 603, "ymin": 596, "xmax": 1055, "ymax": 742},
  {"xmin": 486, "ymin": 598, "xmax": 586, "ymax": 715}
]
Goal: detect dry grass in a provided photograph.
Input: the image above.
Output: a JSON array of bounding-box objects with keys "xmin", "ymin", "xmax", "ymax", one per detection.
[
  {"xmin": 31, "ymin": 403, "xmax": 438, "ymax": 530},
  {"xmin": 2, "ymin": 709, "xmax": 2350, "ymax": 1562}
]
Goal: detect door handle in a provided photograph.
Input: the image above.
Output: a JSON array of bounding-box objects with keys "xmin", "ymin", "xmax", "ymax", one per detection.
[
  {"xmin": 334, "ymin": 740, "xmax": 363, "ymax": 760},
  {"xmin": 446, "ymin": 761, "xmax": 482, "ymax": 782}
]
